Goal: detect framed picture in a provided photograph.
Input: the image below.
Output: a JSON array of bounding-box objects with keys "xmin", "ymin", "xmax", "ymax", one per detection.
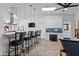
[{"xmin": 64, "ymin": 24, "xmax": 69, "ymax": 30}]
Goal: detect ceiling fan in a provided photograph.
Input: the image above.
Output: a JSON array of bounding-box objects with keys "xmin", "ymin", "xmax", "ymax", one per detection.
[{"xmin": 55, "ymin": 3, "xmax": 79, "ymax": 11}]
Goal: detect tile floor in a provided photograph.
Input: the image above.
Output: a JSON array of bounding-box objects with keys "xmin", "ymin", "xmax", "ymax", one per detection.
[{"xmin": 26, "ymin": 39, "xmax": 60, "ymax": 56}]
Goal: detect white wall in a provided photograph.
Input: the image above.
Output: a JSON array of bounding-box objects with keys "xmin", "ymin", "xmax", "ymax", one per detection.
[
  {"xmin": 45, "ymin": 15, "xmax": 63, "ymax": 28},
  {"xmin": 0, "ymin": 4, "xmax": 5, "ymax": 55},
  {"xmin": 76, "ymin": 11, "xmax": 79, "ymax": 29},
  {"xmin": 63, "ymin": 22, "xmax": 71, "ymax": 38},
  {"xmin": 0, "ymin": 9, "xmax": 3, "ymax": 56},
  {"xmin": 0, "ymin": 4, "xmax": 12, "ymax": 56},
  {"xmin": 63, "ymin": 14, "xmax": 76, "ymax": 39}
]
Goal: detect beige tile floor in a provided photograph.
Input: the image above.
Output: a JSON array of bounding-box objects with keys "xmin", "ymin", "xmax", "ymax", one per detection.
[{"xmin": 26, "ymin": 39, "xmax": 60, "ymax": 56}]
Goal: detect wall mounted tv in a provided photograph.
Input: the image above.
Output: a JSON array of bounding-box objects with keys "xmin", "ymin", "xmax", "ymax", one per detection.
[{"xmin": 28, "ymin": 22, "xmax": 35, "ymax": 27}]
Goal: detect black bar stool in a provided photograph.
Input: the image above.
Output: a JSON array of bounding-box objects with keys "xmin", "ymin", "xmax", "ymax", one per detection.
[
  {"xmin": 8, "ymin": 32, "xmax": 26, "ymax": 56},
  {"xmin": 37, "ymin": 30, "xmax": 41, "ymax": 44},
  {"xmin": 24, "ymin": 31, "xmax": 34, "ymax": 53},
  {"xmin": 31, "ymin": 31, "xmax": 37, "ymax": 47},
  {"xmin": 34, "ymin": 30, "xmax": 41, "ymax": 45},
  {"xmin": 34, "ymin": 30, "xmax": 38, "ymax": 46}
]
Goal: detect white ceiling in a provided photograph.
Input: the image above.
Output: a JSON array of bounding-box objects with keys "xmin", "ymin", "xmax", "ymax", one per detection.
[
  {"xmin": 2, "ymin": 3, "xmax": 79, "ymax": 15},
  {"xmin": 27, "ymin": 3, "xmax": 79, "ymax": 15}
]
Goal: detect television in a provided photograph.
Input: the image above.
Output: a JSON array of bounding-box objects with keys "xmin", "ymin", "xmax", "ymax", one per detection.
[{"xmin": 28, "ymin": 23, "xmax": 35, "ymax": 27}]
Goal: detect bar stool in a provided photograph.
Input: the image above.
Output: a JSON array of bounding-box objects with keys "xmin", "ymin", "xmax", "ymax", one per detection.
[
  {"xmin": 34, "ymin": 30, "xmax": 41, "ymax": 45},
  {"xmin": 37, "ymin": 30, "xmax": 41, "ymax": 43},
  {"xmin": 24, "ymin": 31, "xmax": 34, "ymax": 53},
  {"xmin": 8, "ymin": 32, "xmax": 25, "ymax": 56},
  {"xmin": 31, "ymin": 31, "xmax": 37, "ymax": 47},
  {"xmin": 33, "ymin": 30, "xmax": 38, "ymax": 46}
]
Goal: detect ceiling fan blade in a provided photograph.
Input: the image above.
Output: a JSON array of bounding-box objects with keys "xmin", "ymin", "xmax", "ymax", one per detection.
[
  {"xmin": 67, "ymin": 3, "xmax": 72, "ymax": 6},
  {"xmin": 55, "ymin": 7, "xmax": 63, "ymax": 11},
  {"xmin": 69, "ymin": 5, "xmax": 79, "ymax": 7},
  {"xmin": 58, "ymin": 3, "xmax": 65, "ymax": 7}
]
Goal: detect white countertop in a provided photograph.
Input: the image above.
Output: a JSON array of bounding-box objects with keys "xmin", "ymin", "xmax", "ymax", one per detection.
[{"xmin": 4, "ymin": 32, "xmax": 15, "ymax": 36}]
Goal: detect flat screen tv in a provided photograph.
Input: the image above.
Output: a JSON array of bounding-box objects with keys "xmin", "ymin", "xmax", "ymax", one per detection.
[{"xmin": 28, "ymin": 23, "xmax": 35, "ymax": 27}]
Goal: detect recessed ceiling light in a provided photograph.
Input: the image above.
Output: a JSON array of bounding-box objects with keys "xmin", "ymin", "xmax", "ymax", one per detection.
[{"xmin": 41, "ymin": 7, "xmax": 56, "ymax": 11}]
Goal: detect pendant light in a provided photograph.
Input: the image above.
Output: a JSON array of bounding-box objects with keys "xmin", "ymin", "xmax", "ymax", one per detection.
[
  {"xmin": 24, "ymin": 3, "xmax": 26, "ymax": 19},
  {"xmin": 34, "ymin": 7, "xmax": 36, "ymax": 21},
  {"xmin": 30, "ymin": 5, "xmax": 32, "ymax": 21},
  {"xmin": 9, "ymin": 4, "xmax": 17, "ymax": 24}
]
